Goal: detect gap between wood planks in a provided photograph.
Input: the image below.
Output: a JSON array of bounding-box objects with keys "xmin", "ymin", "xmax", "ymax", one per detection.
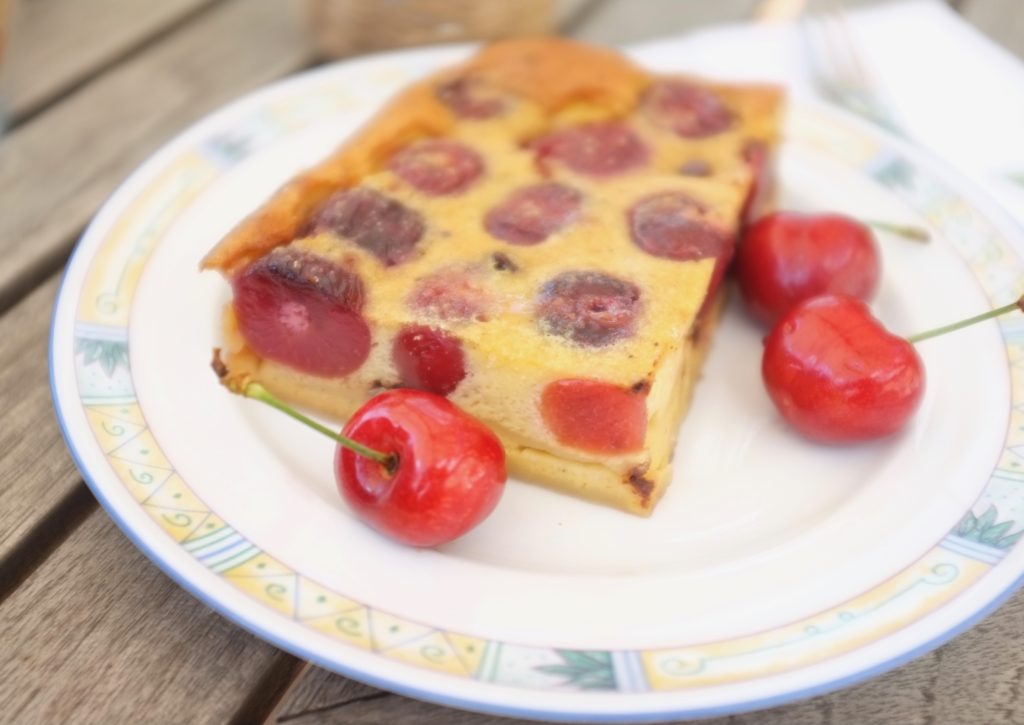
[
  {"xmin": 276, "ymin": 692, "xmax": 390, "ymax": 724},
  {"xmin": 0, "ymin": 482, "xmax": 96, "ymax": 605},
  {"xmin": 0, "ymin": 511, "xmax": 310, "ymax": 723},
  {"xmin": 0, "ymin": 275, "xmax": 92, "ymax": 604},
  {"xmin": 232, "ymin": 661, "xmax": 313, "ymax": 725}
]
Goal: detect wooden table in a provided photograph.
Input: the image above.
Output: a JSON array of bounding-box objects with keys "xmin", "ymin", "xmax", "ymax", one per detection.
[{"xmin": 3, "ymin": 1, "xmax": 1023, "ymax": 722}]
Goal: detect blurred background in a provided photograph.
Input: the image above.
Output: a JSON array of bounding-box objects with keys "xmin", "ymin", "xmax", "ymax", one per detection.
[
  {"xmin": 3, "ymin": 0, "xmax": 1022, "ymax": 306},
  {"xmin": 1, "ymin": 0, "xmax": 1021, "ymax": 136}
]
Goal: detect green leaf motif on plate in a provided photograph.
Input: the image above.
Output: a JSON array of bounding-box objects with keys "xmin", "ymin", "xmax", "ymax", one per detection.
[
  {"xmin": 955, "ymin": 505, "xmax": 1024, "ymax": 549},
  {"xmin": 534, "ymin": 650, "xmax": 615, "ymax": 691},
  {"xmin": 75, "ymin": 338, "xmax": 129, "ymax": 377},
  {"xmin": 871, "ymin": 157, "xmax": 916, "ymax": 192}
]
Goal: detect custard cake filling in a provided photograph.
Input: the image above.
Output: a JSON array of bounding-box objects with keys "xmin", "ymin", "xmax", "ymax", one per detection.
[{"xmin": 204, "ymin": 38, "xmax": 782, "ymax": 515}]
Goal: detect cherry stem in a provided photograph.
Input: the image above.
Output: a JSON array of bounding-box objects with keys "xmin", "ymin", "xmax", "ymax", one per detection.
[
  {"xmin": 907, "ymin": 295, "xmax": 1024, "ymax": 344},
  {"xmin": 240, "ymin": 382, "xmax": 389, "ymax": 463},
  {"xmin": 211, "ymin": 350, "xmax": 394, "ymax": 468},
  {"xmin": 865, "ymin": 219, "xmax": 931, "ymax": 243}
]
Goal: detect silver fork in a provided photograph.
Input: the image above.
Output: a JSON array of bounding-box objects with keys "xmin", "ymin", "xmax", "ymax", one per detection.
[
  {"xmin": 796, "ymin": 0, "xmax": 906, "ymax": 136},
  {"xmin": 754, "ymin": 0, "xmax": 931, "ymax": 242}
]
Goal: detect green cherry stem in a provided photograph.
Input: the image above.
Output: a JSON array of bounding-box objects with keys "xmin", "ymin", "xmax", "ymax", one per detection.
[
  {"xmin": 244, "ymin": 382, "xmax": 393, "ymax": 465},
  {"xmin": 907, "ymin": 295, "xmax": 1024, "ymax": 344},
  {"xmin": 212, "ymin": 350, "xmax": 394, "ymax": 468},
  {"xmin": 865, "ymin": 219, "xmax": 931, "ymax": 243}
]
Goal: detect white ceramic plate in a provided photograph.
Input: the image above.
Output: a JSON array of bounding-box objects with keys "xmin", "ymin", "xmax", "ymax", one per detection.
[{"xmin": 51, "ymin": 44, "xmax": 1024, "ymax": 722}]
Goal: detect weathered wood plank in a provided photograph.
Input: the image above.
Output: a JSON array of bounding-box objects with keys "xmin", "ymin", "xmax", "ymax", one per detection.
[
  {"xmin": 0, "ymin": 0, "xmax": 314, "ymax": 312},
  {"xmin": 0, "ymin": 510, "xmax": 304, "ymax": 723},
  {"xmin": 0, "ymin": 274, "xmax": 88, "ymax": 596},
  {"xmin": 958, "ymin": 0, "xmax": 1024, "ymax": 59},
  {"xmin": 5, "ymin": 0, "xmax": 219, "ymax": 122},
  {"xmin": 277, "ymin": 590, "xmax": 1024, "ymax": 724}
]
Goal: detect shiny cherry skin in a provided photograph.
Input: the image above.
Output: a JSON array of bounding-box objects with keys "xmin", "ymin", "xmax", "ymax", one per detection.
[
  {"xmin": 737, "ymin": 211, "xmax": 880, "ymax": 326},
  {"xmin": 336, "ymin": 389, "xmax": 506, "ymax": 547},
  {"xmin": 762, "ymin": 294, "xmax": 924, "ymax": 443}
]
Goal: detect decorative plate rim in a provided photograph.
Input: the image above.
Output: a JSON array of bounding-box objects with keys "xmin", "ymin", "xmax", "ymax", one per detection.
[{"xmin": 49, "ymin": 43, "xmax": 1024, "ymax": 722}]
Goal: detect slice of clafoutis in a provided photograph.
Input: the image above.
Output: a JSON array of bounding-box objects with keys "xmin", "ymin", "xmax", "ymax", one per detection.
[{"xmin": 203, "ymin": 37, "xmax": 782, "ymax": 516}]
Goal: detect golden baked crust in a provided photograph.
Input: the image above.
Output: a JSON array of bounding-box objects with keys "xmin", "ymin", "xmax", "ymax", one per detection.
[
  {"xmin": 202, "ymin": 37, "xmax": 780, "ymax": 274},
  {"xmin": 204, "ymin": 37, "xmax": 783, "ymax": 515}
]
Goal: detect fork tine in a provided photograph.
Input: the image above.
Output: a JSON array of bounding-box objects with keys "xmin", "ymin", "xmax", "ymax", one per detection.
[
  {"xmin": 823, "ymin": 3, "xmax": 872, "ymax": 90},
  {"xmin": 799, "ymin": 1, "xmax": 905, "ymax": 134},
  {"xmin": 799, "ymin": 13, "xmax": 843, "ymax": 100}
]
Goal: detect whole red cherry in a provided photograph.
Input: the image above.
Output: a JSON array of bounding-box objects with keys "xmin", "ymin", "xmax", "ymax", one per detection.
[
  {"xmin": 336, "ymin": 389, "xmax": 506, "ymax": 547},
  {"xmin": 737, "ymin": 211, "xmax": 880, "ymax": 326},
  {"xmin": 213, "ymin": 355, "xmax": 506, "ymax": 548},
  {"xmin": 762, "ymin": 294, "xmax": 924, "ymax": 443}
]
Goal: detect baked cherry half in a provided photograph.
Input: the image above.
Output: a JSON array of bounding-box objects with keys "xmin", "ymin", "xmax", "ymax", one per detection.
[
  {"xmin": 541, "ymin": 379, "xmax": 646, "ymax": 454},
  {"xmin": 642, "ymin": 80, "xmax": 733, "ymax": 138},
  {"xmin": 308, "ymin": 186, "xmax": 425, "ymax": 266},
  {"xmin": 389, "ymin": 139, "xmax": 484, "ymax": 196},
  {"xmin": 629, "ymin": 192, "xmax": 735, "ymax": 314},
  {"xmin": 629, "ymin": 192, "xmax": 732, "ymax": 262},
  {"xmin": 484, "ymin": 182, "xmax": 582, "ymax": 245},
  {"xmin": 392, "ymin": 325, "xmax": 467, "ymax": 396},
  {"xmin": 232, "ymin": 248, "xmax": 371, "ymax": 377},
  {"xmin": 537, "ymin": 271, "xmax": 642, "ymax": 347},
  {"xmin": 531, "ymin": 122, "xmax": 649, "ymax": 177}
]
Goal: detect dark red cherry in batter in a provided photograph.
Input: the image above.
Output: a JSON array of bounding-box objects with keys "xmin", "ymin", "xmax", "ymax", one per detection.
[
  {"xmin": 629, "ymin": 192, "xmax": 732, "ymax": 263},
  {"xmin": 485, "ymin": 182, "xmax": 582, "ymax": 245},
  {"xmin": 629, "ymin": 191, "xmax": 735, "ymax": 318},
  {"xmin": 531, "ymin": 122, "xmax": 649, "ymax": 177},
  {"xmin": 308, "ymin": 187, "xmax": 424, "ymax": 266},
  {"xmin": 232, "ymin": 248, "xmax": 370, "ymax": 377},
  {"xmin": 389, "ymin": 139, "xmax": 483, "ymax": 196},
  {"xmin": 642, "ymin": 80, "xmax": 733, "ymax": 138},
  {"xmin": 537, "ymin": 271, "xmax": 642, "ymax": 347},
  {"xmin": 392, "ymin": 325, "xmax": 467, "ymax": 396},
  {"xmin": 762, "ymin": 294, "xmax": 924, "ymax": 443},
  {"xmin": 737, "ymin": 211, "xmax": 880, "ymax": 326}
]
